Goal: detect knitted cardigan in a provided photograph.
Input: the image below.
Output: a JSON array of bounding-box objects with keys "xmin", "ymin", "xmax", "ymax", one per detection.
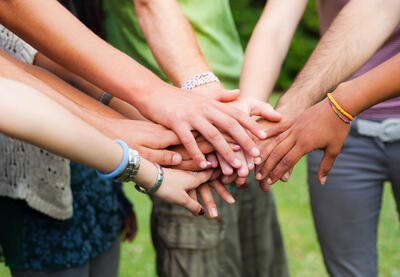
[{"xmin": 0, "ymin": 25, "xmax": 72, "ymax": 220}]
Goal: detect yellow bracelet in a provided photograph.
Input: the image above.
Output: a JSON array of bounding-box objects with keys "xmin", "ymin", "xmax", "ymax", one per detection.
[{"xmin": 327, "ymin": 93, "xmax": 354, "ymax": 121}]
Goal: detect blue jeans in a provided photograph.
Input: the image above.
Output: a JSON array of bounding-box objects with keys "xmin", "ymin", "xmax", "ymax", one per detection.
[{"xmin": 307, "ymin": 121, "xmax": 400, "ymax": 277}]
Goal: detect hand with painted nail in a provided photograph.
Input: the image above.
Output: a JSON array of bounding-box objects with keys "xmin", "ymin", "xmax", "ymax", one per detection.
[{"xmin": 256, "ymin": 98, "xmax": 349, "ymax": 188}]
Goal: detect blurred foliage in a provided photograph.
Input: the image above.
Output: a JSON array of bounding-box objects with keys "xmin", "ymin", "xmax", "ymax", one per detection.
[{"xmin": 230, "ymin": 0, "xmax": 320, "ymax": 91}]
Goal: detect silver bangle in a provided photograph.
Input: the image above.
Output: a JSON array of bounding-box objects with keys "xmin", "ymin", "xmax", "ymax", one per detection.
[
  {"xmin": 135, "ymin": 162, "xmax": 164, "ymax": 194},
  {"xmin": 114, "ymin": 149, "xmax": 140, "ymax": 183},
  {"xmin": 99, "ymin": 92, "xmax": 113, "ymax": 106}
]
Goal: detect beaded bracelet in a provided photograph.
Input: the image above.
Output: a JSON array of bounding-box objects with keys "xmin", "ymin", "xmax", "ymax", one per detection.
[
  {"xmin": 328, "ymin": 98, "xmax": 351, "ymax": 124},
  {"xmin": 327, "ymin": 93, "xmax": 354, "ymax": 121},
  {"xmin": 181, "ymin": 72, "xmax": 220, "ymax": 91}
]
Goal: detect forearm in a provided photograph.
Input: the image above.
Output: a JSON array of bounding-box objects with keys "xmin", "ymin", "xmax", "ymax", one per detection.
[
  {"xmin": 34, "ymin": 52, "xmax": 147, "ymax": 120},
  {"xmin": 134, "ymin": 0, "xmax": 212, "ymax": 86},
  {"xmin": 240, "ymin": 0, "xmax": 308, "ymax": 102},
  {"xmin": 277, "ymin": 0, "xmax": 400, "ymax": 113},
  {"xmin": 0, "ymin": 0, "xmax": 167, "ymax": 108},
  {"xmin": 0, "ymin": 77, "xmax": 122, "ymax": 173},
  {"xmin": 332, "ymin": 52, "xmax": 400, "ymax": 117}
]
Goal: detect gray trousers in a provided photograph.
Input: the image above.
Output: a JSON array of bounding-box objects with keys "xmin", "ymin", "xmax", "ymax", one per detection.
[
  {"xmin": 307, "ymin": 124, "xmax": 400, "ymax": 277},
  {"xmin": 11, "ymin": 236, "xmax": 121, "ymax": 277}
]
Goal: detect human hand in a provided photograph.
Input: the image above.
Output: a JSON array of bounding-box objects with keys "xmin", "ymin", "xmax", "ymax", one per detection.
[
  {"xmin": 137, "ymin": 85, "xmax": 268, "ymax": 170},
  {"xmin": 256, "ymin": 98, "xmax": 350, "ymax": 189},
  {"xmin": 103, "ymin": 119, "xmax": 183, "ymax": 166}
]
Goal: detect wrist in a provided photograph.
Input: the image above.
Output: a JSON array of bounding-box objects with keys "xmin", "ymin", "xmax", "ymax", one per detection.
[
  {"xmin": 134, "ymin": 158, "xmax": 159, "ymax": 189},
  {"xmin": 331, "ymin": 81, "xmax": 362, "ymax": 117}
]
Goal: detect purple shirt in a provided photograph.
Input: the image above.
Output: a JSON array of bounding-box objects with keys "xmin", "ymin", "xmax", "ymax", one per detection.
[{"xmin": 317, "ymin": 0, "xmax": 400, "ymax": 119}]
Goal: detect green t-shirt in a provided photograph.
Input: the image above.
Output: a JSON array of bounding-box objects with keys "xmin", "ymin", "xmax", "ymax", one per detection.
[{"xmin": 103, "ymin": 0, "xmax": 243, "ymax": 89}]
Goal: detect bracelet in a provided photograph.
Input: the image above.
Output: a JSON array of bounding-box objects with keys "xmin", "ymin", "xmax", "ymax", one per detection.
[
  {"xmin": 181, "ymin": 72, "xmax": 220, "ymax": 91},
  {"xmin": 328, "ymin": 98, "xmax": 351, "ymax": 124},
  {"xmin": 327, "ymin": 93, "xmax": 354, "ymax": 121},
  {"xmin": 114, "ymin": 149, "xmax": 141, "ymax": 183},
  {"xmin": 96, "ymin": 139, "xmax": 129, "ymax": 179},
  {"xmin": 99, "ymin": 92, "xmax": 113, "ymax": 106},
  {"xmin": 134, "ymin": 162, "xmax": 164, "ymax": 194}
]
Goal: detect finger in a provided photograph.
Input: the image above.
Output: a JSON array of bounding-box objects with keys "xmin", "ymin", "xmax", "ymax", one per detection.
[
  {"xmin": 268, "ymin": 146, "xmax": 303, "ymax": 185},
  {"xmin": 170, "ymin": 160, "xmax": 204, "ymax": 171},
  {"xmin": 248, "ymin": 101, "xmax": 282, "ymax": 122},
  {"xmin": 235, "ymin": 150, "xmax": 249, "ymax": 178},
  {"xmin": 206, "ymin": 107, "xmax": 261, "ymax": 158},
  {"xmin": 198, "ymin": 184, "xmax": 218, "ymax": 218},
  {"xmin": 260, "ymin": 178, "xmax": 271, "ymax": 192},
  {"xmin": 213, "ymin": 89, "xmax": 240, "ymax": 102},
  {"xmin": 256, "ymin": 131, "xmax": 293, "ymax": 181},
  {"xmin": 264, "ymin": 121, "xmax": 294, "ymax": 139},
  {"xmin": 216, "ymin": 153, "xmax": 234, "ymax": 175},
  {"xmin": 280, "ymin": 167, "xmax": 293, "ymax": 182},
  {"xmin": 151, "ymin": 130, "xmax": 182, "ymax": 148},
  {"xmin": 215, "ymin": 101, "xmax": 267, "ymax": 140},
  {"xmin": 193, "ymin": 118, "xmax": 242, "ymax": 168},
  {"xmin": 140, "ymin": 148, "xmax": 182, "ymax": 166},
  {"xmin": 318, "ymin": 146, "xmax": 340, "ymax": 184},
  {"xmin": 206, "ymin": 153, "xmax": 219, "ymax": 168},
  {"xmin": 173, "ymin": 140, "xmax": 215, "ymax": 161},
  {"xmin": 180, "ymin": 193, "xmax": 203, "ymax": 216},
  {"xmin": 188, "ymin": 189, "xmax": 198, "ymax": 202},
  {"xmin": 221, "ymin": 172, "xmax": 237, "ymax": 185},
  {"xmin": 187, "ymin": 169, "xmax": 214, "ymax": 189},
  {"xmin": 245, "ymin": 152, "xmax": 255, "ymax": 171},
  {"xmin": 174, "ymin": 124, "xmax": 209, "ymax": 168},
  {"xmin": 235, "ymin": 177, "xmax": 247, "ymax": 187},
  {"xmin": 210, "ymin": 179, "xmax": 235, "ymax": 204}
]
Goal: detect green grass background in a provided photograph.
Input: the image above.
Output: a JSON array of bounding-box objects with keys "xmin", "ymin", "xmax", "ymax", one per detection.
[{"xmin": 1, "ymin": 95, "xmax": 399, "ymax": 276}]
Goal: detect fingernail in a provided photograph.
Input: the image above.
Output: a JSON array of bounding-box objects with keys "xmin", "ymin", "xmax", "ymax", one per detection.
[
  {"xmin": 222, "ymin": 176, "xmax": 229, "ymax": 183},
  {"xmin": 256, "ymin": 172, "xmax": 263, "ymax": 180},
  {"xmin": 232, "ymin": 144, "xmax": 241, "ymax": 151},
  {"xmin": 320, "ymin": 176, "xmax": 327, "ymax": 185},
  {"xmin": 227, "ymin": 195, "xmax": 236, "ymax": 204},
  {"xmin": 282, "ymin": 172, "xmax": 290, "ymax": 182},
  {"xmin": 233, "ymin": 159, "xmax": 241, "ymax": 168},
  {"xmin": 259, "ymin": 130, "xmax": 267, "ymax": 139},
  {"xmin": 254, "ymin": 157, "xmax": 262, "ymax": 164},
  {"xmin": 210, "ymin": 207, "xmax": 218, "ymax": 217},
  {"xmin": 267, "ymin": 178, "xmax": 272, "ymax": 185},
  {"xmin": 172, "ymin": 154, "xmax": 181, "ymax": 164},
  {"xmin": 198, "ymin": 208, "xmax": 205, "ymax": 216},
  {"xmin": 251, "ymin": 147, "xmax": 260, "ymax": 156},
  {"xmin": 248, "ymin": 162, "xmax": 254, "ymax": 170},
  {"xmin": 240, "ymin": 182, "xmax": 248, "ymax": 189},
  {"xmin": 200, "ymin": 161, "xmax": 211, "ymax": 168}
]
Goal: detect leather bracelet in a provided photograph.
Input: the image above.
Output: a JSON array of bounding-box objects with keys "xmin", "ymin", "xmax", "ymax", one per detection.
[
  {"xmin": 134, "ymin": 162, "xmax": 164, "ymax": 194},
  {"xmin": 99, "ymin": 92, "xmax": 113, "ymax": 106}
]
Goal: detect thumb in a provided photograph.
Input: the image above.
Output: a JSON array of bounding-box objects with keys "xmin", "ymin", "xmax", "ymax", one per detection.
[
  {"xmin": 213, "ymin": 89, "xmax": 240, "ymax": 102},
  {"xmin": 140, "ymin": 148, "xmax": 182, "ymax": 166},
  {"xmin": 250, "ymin": 101, "xmax": 282, "ymax": 122},
  {"xmin": 318, "ymin": 146, "xmax": 339, "ymax": 184},
  {"xmin": 181, "ymin": 194, "xmax": 204, "ymax": 216}
]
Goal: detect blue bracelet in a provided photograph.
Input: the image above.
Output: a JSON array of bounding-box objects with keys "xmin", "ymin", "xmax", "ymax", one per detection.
[{"xmin": 97, "ymin": 139, "xmax": 129, "ymax": 179}]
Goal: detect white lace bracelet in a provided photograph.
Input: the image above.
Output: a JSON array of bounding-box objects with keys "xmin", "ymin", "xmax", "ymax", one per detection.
[{"xmin": 181, "ymin": 72, "xmax": 220, "ymax": 91}]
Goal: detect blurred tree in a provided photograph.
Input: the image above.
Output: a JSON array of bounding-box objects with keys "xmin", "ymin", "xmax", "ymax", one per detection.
[{"xmin": 230, "ymin": 0, "xmax": 320, "ymax": 91}]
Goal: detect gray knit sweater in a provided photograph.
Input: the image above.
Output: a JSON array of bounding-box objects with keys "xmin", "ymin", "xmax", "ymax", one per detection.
[{"xmin": 0, "ymin": 25, "xmax": 72, "ymax": 220}]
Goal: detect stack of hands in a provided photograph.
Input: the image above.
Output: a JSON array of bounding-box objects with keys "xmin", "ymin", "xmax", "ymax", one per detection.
[{"xmin": 116, "ymin": 82, "xmax": 350, "ymax": 219}]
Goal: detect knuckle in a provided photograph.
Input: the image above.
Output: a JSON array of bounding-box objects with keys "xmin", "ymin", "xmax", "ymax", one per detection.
[{"xmin": 206, "ymin": 128, "xmax": 220, "ymax": 140}]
